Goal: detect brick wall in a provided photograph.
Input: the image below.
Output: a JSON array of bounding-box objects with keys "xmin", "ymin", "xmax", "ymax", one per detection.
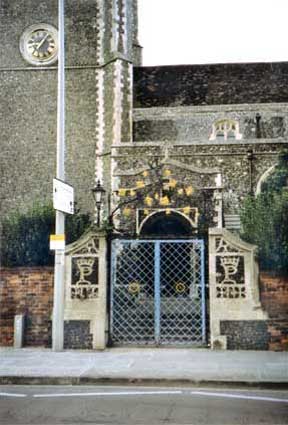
[
  {"xmin": 0, "ymin": 267, "xmax": 54, "ymax": 347},
  {"xmin": 260, "ymin": 273, "xmax": 288, "ymax": 351},
  {"xmin": 1, "ymin": 268, "xmax": 287, "ymax": 350}
]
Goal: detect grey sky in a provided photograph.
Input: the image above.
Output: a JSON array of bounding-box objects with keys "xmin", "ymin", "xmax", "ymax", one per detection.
[{"xmin": 138, "ymin": 0, "xmax": 288, "ymax": 66}]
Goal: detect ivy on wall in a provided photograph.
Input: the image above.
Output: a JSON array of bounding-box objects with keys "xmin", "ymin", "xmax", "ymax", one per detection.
[
  {"xmin": 1, "ymin": 203, "xmax": 91, "ymax": 267},
  {"xmin": 240, "ymin": 151, "xmax": 288, "ymax": 274}
]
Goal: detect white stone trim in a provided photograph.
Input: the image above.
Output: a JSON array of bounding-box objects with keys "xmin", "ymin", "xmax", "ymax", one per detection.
[
  {"xmin": 110, "ymin": 0, "xmax": 120, "ymax": 53},
  {"xmin": 120, "ymin": 0, "xmax": 128, "ymax": 55},
  {"xmin": 255, "ymin": 164, "xmax": 277, "ymax": 195},
  {"xmin": 127, "ymin": 62, "xmax": 133, "ymax": 143},
  {"xmin": 134, "ymin": 103, "xmax": 288, "ymax": 116},
  {"xmin": 113, "ymin": 60, "xmax": 123, "ymax": 145},
  {"xmin": 95, "ymin": 68, "xmax": 105, "ymax": 223},
  {"xmin": 110, "ymin": 60, "xmax": 124, "ymax": 226},
  {"xmin": 96, "ymin": 0, "xmax": 105, "ymax": 64},
  {"xmin": 95, "ymin": 69, "xmax": 105, "ymax": 184}
]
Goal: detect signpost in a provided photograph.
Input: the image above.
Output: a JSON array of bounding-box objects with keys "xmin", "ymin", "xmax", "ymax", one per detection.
[
  {"xmin": 53, "ymin": 178, "xmax": 74, "ymax": 215},
  {"xmin": 52, "ymin": 0, "xmax": 66, "ymax": 352}
]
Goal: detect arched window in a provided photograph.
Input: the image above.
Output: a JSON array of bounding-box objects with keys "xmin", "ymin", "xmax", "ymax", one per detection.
[{"xmin": 210, "ymin": 119, "xmax": 242, "ymax": 141}]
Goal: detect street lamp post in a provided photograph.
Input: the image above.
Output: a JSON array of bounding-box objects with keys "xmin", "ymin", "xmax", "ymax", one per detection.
[{"xmin": 92, "ymin": 180, "xmax": 106, "ymax": 227}]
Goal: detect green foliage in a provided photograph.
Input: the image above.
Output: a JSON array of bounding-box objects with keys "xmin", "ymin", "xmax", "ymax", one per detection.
[
  {"xmin": 240, "ymin": 151, "xmax": 288, "ymax": 273},
  {"xmin": 261, "ymin": 150, "xmax": 288, "ymax": 193},
  {"xmin": 1, "ymin": 203, "xmax": 91, "ymax": 267}
]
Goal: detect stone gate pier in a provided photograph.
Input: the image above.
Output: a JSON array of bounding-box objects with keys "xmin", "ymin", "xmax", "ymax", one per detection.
[
  {"xmin": 64, "ymin": 231, "xmax": 107, "ymax": 350},
  {"xmin": 209, "ymin": 228, "xmax": 268, "ymax": 350}
]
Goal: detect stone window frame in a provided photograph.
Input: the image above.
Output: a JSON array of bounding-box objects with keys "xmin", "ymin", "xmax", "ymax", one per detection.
[{"xmin": 209, "ymin": 119, "xmax": 242, "ymax": 141}]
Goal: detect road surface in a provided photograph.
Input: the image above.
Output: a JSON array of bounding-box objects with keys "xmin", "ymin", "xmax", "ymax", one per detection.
[{"xmin": 0, "ymin": 385, "xmax": 287, "ymax": 424}]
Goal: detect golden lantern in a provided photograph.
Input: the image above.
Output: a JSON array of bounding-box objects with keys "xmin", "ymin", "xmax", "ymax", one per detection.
[
  {"xmin": 144, "ymin": 196, "xmax": 153, "ymax": 207},
  {"xmin": 136, "ymin": 180, "xmax": 145, "ymax": 189},
  {"xmin": 130, "ymin": 189, "xmax": 136, "ymax": 197},
  {"xmin": 159, "ymin": 196, "xmax": 170, "ymax": 206},
  {"xmin": 118, "ymin": 188, "xmax": 126, "ymax": 197},
  {"xmin": 154, "ymin": 193, "xmax": 159, "ymax": 200},
  {"xmin": 185, "ymin": 186, "xmax": 194, "ymax": 196},
  {"xmin": 163, "ymin": 169, "xmax": 171, "ymax": 177},
  {"xmin": 177, "ymin": 188, "xmax": 184, "ymax": 195},
  {"xmin": 142, "ymin": 170, "xmax": 149, "ymax": 177},
  {"xmin": 144, "ymin": 209, "xmax": 150, "ymax": 215}
]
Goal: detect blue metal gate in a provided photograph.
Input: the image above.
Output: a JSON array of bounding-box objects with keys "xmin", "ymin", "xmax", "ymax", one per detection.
[{"xmin": 110, "ymin": 239, "xmax": 206, "ymax": 345}]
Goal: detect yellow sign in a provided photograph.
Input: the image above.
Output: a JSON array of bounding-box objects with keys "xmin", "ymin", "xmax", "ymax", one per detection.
[{"xmin": 50, "ymin": 234, "xmax": 65, "ymax": 250}]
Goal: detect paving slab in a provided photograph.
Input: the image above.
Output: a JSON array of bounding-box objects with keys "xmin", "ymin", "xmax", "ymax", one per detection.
[{"xmin": 0, "ymin": 347, "xmax": 287, "ymax": 385}]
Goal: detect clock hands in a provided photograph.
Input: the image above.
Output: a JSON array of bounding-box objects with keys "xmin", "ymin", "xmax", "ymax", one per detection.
[{"xmin": 35, "ymin": 32, "xmax": 49, "ymax": 51}]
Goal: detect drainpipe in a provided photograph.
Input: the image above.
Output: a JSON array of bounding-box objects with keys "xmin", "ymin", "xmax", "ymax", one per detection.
[{"xmin": 247, "ymin": 149, "xmax": 255, "ymax": 195}]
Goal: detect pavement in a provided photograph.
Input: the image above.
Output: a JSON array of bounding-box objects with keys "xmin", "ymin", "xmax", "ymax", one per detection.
[{"xmin": 0, "ymin": 347, "xmax": 287, "ymax": 386}]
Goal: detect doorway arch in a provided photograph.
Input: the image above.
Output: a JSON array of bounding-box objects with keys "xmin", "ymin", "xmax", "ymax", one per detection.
[{"xmin": 139, "ymin": 210, "xmax": 194, "ymax": 237}]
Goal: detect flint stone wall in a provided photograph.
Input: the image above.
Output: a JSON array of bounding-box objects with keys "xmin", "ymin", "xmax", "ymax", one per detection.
[{"xmin": 134, "ymin": 63, "xmax": 288, "ymax": 108}]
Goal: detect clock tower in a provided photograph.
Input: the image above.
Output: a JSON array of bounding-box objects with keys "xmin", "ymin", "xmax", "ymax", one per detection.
[{"xmin": 0, "ymin": 0, "xmax": 141, "ymax": 218}]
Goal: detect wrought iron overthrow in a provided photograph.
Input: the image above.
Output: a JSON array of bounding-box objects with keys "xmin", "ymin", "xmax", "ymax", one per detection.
[{"xmin": 110, "ymin": 239, "xmax": 206, "ymax": 345}]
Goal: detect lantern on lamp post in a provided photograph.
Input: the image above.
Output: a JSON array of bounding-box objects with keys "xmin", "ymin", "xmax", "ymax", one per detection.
[{"xmin": 91, "ymin": 180, "xmax": 106, "ymax": 227}]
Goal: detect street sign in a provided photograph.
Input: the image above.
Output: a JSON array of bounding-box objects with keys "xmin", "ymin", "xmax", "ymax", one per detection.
[
  {"xmin": 50, "ymin": 234, "xmax": 65, "ymax": 250},
  {"xmin": 53, "ymin": 178, "xmax": 74, "ymax": 214}
]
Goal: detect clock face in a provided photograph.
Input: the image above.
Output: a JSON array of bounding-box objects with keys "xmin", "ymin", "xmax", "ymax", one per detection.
[
  {"xmin": 27, "ymin": 30, "xmax": 56, "ymax": 60},
  {"xmin": 20, "ymin": 24, "xmax": 58, "ymax": 66}
]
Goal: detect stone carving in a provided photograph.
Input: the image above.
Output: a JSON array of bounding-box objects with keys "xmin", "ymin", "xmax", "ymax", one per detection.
[
  {"xmin": 74, "ymin": 238, "xmax": 99, "ymax": 255},
  {"xmin": 215, "ymin": 237, "xmax": 240, "ymax": 253},
  {"xmin": 216, "ymin": 254, "xmax": 245, "ymax": 299},
  {"xmin": 71, "ymin": 257, "xmax": 99, "ymax": 299},
  {"xmin": 220, "ymin": 256, "xmax": 240, "ymax": 284}
]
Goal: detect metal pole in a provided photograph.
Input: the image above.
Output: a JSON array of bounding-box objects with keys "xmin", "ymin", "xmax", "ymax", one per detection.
[
  {"xmin": 52, "ymin": 0, "xmax": 65, "ymax": 351},
  {"xmin": 97, "ymin": 205, "xmax": 100, "ymax": 227}
]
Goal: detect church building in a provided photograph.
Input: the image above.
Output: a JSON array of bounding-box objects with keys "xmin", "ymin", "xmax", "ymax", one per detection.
[{"xmin": 1, "ymin": 1, "xmax": 287, "ymax": 351}]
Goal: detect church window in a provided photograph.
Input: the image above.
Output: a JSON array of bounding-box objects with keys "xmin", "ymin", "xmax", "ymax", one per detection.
[{"xmin": 210, "ymin": 119, "xmax": 242, "ymax": 141}]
